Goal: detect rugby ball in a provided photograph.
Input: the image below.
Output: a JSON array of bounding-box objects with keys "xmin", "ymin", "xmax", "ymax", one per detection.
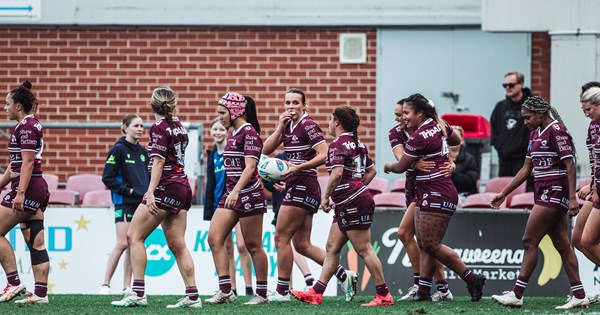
[{"xmin": 258, "ymin": 157, "xmax": 289, "ymax": 182}]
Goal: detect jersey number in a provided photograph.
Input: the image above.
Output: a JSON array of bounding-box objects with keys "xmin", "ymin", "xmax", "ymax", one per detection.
[{"xmin": 352, "ymin": 155, "xmax": 366, "ymax": 179}]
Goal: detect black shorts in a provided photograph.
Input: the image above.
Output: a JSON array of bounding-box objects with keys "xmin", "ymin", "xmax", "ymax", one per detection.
[{"xmin": 114, "ymin": 204, "xmax": 137, "ymax": 223}]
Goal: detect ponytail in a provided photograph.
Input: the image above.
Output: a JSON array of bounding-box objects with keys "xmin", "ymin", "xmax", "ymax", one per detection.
[{"xmin": 244, "ymin": 96, "xmax": 261, "ymax": 133}]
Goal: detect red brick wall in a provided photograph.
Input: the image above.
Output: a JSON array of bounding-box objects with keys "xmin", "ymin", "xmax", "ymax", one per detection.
[
  {"xmin": 530, "ymin": 32, "xmax": 551, "ymax": 101},
  {"xmin": 0, "ymin": 27, "xmax": 377, "ymax": 181}
]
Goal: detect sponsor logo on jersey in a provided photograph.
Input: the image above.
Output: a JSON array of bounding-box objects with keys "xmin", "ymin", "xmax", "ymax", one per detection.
[{"xmin": 106, "ymin": 155, "xmax": 116, "ymax": 165}]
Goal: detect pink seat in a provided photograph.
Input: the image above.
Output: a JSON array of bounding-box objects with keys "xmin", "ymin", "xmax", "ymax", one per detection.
[
  {"xmin": 508, "ymin": 192, "xmax": 535, "ymax": 210},
  {"xmin": 48, "ymin": 189, "xmax": 78, "ymax": 205},
  {"xmin": 367, "ymin": 177, "xmax": 389, "ymax": 196},
  {"xmin": 66, "ymin": 174, "xmax": 105, "ymax": 204},
  {"xmin": 373, "ymin": 192, "xmax": 406, "ymax": 208},
  {"xmin": 485, "ymin": 177, "xmax": 525, "ymax": 206},
  {"xmin": 42, "ymin": 173, "xmax": 59, "ymax": 191},
  {"xmin": 390, "ymin": 178, "xmax": 406, "ymax": 193},
  {"xmin": 317, "ymin": 176, "xmax": 329, "ymax": 194},
  {"xmin": 462, "ymin": 192, "xmax": 506, "ymax": 209},
  {"xmin": 578, "ymin": 178, "xmax": 592, "ymax": 191},
  {"xmin": 81, "ymin": 189, "xmax": 112, "ymax": 206}
]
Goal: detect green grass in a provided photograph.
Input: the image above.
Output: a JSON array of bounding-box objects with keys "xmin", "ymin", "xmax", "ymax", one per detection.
[{"xmin": 0, "ymin": 295, "xmax": 598, "ymax": 315}]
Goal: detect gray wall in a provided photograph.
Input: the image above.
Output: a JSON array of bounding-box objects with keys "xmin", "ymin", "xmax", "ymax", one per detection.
[{"xmin": 2, "ymin": 0, "xmax": 481, "ymax": 26}]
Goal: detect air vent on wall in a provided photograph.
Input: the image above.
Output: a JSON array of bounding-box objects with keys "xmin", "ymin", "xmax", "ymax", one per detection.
[{"xmin": 339, "ymin": 33, "xmax": 366, "ymax": 64}]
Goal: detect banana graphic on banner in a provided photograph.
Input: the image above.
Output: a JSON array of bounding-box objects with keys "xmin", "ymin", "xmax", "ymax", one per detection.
[{"xmin": 537, "ymin": 234, "xmax": 562, "ymax": 286}]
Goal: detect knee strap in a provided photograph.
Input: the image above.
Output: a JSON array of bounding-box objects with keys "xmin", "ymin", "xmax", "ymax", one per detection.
[{"xmin": 23, "ymin": 220, "xmax": 49, "ymax": 265}]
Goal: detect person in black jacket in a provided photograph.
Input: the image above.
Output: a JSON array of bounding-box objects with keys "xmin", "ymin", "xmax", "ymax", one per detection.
[
  {"xmin": 99, "ymin": 114, "xmax": 149, "ymax": 295},
  {"xmin": 490, "ymin": 72, "xmax": 532, "ymax": 176},
  {"xmin": 203, "ymin": 118, "xmax": 253, "ymax": 296},
  {"xmin": 449, "ymin": 126, "xmax": 480, "ymax": 206}
]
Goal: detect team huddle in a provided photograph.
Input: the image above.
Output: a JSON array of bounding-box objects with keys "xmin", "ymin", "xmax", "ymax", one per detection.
[{"xmin": 1, "ymin": 81, "xmax": 600, "ymax": 310}]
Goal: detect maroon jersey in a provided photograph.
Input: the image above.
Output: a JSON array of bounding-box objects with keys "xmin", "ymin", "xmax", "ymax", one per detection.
[
  {"xmin": 283, "ymin": 113, "xmax": 325, "ymax": 176},
  {"xmin": 403, "ymin": 118, "xmax": 453, "ymax": 183},
  {"xmin": 224, "ymin": 123, "xmax": 263, "ymax": 193},
  {"xmin": 388, "ymin": 125, "xmax": 415, "ymax": 181},
  {"xmin": 326, "ymin": 132, "xmax": 374, "ymax": 205},
  {"xmin": 9, "ymin": 115, "xmax": 44, "ymax": 176},
  {"xmin": 148, "ymin": 117, "xmax": 189, "ymax": 185},
  {"xmin": 587, "ymin": 120, "xmax": 600, "ymax": 178},
  {"xmin": 593, "ymin": 134, "xmax": 600, "ymax": 193},
  {"xmin": 526, "ymin": 120, "xmax": 574, "ymax": 181}
]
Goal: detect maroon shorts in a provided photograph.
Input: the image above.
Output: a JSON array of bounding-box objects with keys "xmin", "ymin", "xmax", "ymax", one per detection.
[
  {"xmin": 1, "ymin": 176, "xmax": 49, "ymax": 214},
  {"xmin": 333, "ymin": 191, "xmax": 374, "ymax": 232},
  {"xmin": 534, "ymin": 179, "xmax": 569, "ymax": 211},
  {"xmin": 281, "ymin": 175, "xmax": 321, "ymax": 213},
  {"xmin": 142, "ymin": 182, "xmax": 192, "ymax": 214},
  {"xmin": 405, "ymin": 177, "xmax": 416, "ymax": 205},
  {"xmin": 217, "ymin": 188, "xmax": 267, "ymax": 218},
  {"xmin": 415, "ymin": 180, "xmax": 458, "ymax": 216}
]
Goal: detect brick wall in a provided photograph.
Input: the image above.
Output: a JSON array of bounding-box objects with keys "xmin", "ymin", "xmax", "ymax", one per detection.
[
  {"xmin": 530, "ymin": 32, "xmax": 551, "ymax": 101},
  {"xmin": 0, "ymin": 27, "xmax": 377, "ymax": 181}
]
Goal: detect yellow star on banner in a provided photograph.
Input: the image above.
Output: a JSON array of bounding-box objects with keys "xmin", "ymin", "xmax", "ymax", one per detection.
[
  {"xmin": 74, "ymin": 215, "xmax": 90, "ymax": 231},
  {"xmin": 47, "ymin": 282, "xmax": 55, "ymax": 294},
  {"xmin": 58, "ymin": 260, "xmax": 68, "ymax": 270}
]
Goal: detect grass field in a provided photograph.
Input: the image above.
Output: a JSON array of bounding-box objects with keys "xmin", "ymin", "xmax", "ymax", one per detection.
[{"xmin": 0, "ymin": 295, "xmax": 599, "ymax": 315}]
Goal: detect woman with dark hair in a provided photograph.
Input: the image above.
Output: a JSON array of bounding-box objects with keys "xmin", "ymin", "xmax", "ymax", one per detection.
[
  {"xmin": 291, "ymin": 105, "xmax": 393, "ymax": 307},
  {"xmin": 204, "ymin": 118, "xmax": 253, "ymax": 297},
  {"xmin": 384, "ymin": 93, "xmax": 485, "ymax": 302},
  {"xmin": 0, "ymin": 81, "xmax": 50, "ymax": 304},
  {"xmin": 262, "ymin": 88, "xmax": 356, "ymax": 302},
  {"xmin": 100, "ymin": 114, "xmax": 149, "ymax": 295},
  {"xmin": 111, "ymin": 86, "xmax": 199, "ymax": 308},
  {"xmin": 206, "ymin": 92, "xmax": 270, "ymax": 305},
  {"xmin": 389, "ymin": 99, "xmax": 453, "ymax": 302},
  {"xmin": 490, "ymin": 96, "xmax": 588, "ymax": 309}
]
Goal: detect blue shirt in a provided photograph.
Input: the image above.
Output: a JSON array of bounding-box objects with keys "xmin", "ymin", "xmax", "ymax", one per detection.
[{"xmin": 213, "ymin": 150, "xmax": 226, "ymax": 211}]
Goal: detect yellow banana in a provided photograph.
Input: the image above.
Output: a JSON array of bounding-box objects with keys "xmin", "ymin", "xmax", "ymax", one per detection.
[{"xmin": 537, "ymin": 234, "xmax": 562, "ymax": 286}]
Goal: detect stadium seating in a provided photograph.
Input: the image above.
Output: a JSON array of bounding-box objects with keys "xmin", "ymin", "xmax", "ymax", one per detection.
[
  {"xmin": 42, "ymin": 173, "xmax": 59, "ymax": 191},
  {"xmin": 373, "ymin": 192, "xmax": 406, "ymax": 208},
  {"xmin": 66, "ymin": 174, "xmax": 105, "ymax": 204},
  {"xmin": 578, "ymin": 178, "xmax": 592, "ymax": 190},
  {"xmin": 462, "ymin": 192, "xmax": 505, "ymax": 209},
  {"xmin": 508, "ymin": 192, "xmax": 535, "ymax": 210},
  {"xmin": 390, "ymin": 178, "xmax": 406, "ymax": 193},
  {"xmin": 48, "ymin": 189, "xmax": 78, "ymax": 205},
  {"xmin": 81, "ymin": 189, "xmax": 112, "ymax": 206},
  {"xmin": 367, "ymin": 177, "xmax": 389, "ymax": 196},
  {"xmin": 485, "ymin": 176, "xmax": 525, "ymax": 206}
]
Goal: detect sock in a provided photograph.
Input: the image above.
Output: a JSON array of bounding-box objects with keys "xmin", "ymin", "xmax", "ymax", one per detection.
[
  {"xmin": 34, "ymin": 282, "xmax": 47, "ymax": 298},
  {"xmin": 413, "ymin": 273, "xmax": 420, "ymax": 286},
  {"xmin": 304, "ymin": 273, "xmax": 315, "ymax": 287},
  {"xmin": 460, "ymin": 268, "xmax": 476, "ymax": 286},
  {"xmin": 185, "ymin": 286, "xmax": 199, "ymax": 301},
  {"xmin": 132, "ymin": 280, "xmax": 145, "ymax": 297},
  {"xmin": 232, "ymin": 289, "xmax": 238, "ymax": 296},
  {"xmin": 375, "ymin": 283, "xmax": 390, "ymax": 296},
  {"xmin": 571, "ymin": 281, "xmax": 586, "ymax": 299},
  {"xmin": 276, "ymin": 277, "xmax": 290, "ymax": 295},
  {"xmin": 218, "ymin": 276, "xmax": 232, "ymax": 294},
  {"xmin": 313, "ymin": 280, "xmax": 327, "ymax": 294},
  {"xmin": 256, "ymin": 281, "xmax": 267, "ymax": 298},
  {"xmin": 6, "ymin": 271, "xmax": 20, "ymax": 286},
  {"xmin": 335, "ymin": 265, "xmax": 347, "ymax": 283},
  {"xmin": 417, "ymin": 277, "xmax": 432, "ymax": 296},
  {"xmin": 436, "ymin": 280, "xmax": 449, "ymax": 293},
  {"xmin": 512, "ymin": 276, "xmax": 528, "ymax": 299},
  {"xmin": 245, "ymin": 286, "xmax": 253, "ymax": 296}
]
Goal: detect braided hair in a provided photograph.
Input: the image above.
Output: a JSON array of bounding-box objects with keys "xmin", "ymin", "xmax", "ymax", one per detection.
[
  {"xmin": 332, "ymin": 105, "xmax": 360, "ymax": 147},
  {"xmin": 150, "ymin": 86, "xmax": 177, "ymax": 129},
  {"xmin": 10, "ymin": 80, "xmax": 38, "ymax": 114},
  {"xmin": 522, "ymin": 95, "xmax": 576, "ymax": 157}
]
